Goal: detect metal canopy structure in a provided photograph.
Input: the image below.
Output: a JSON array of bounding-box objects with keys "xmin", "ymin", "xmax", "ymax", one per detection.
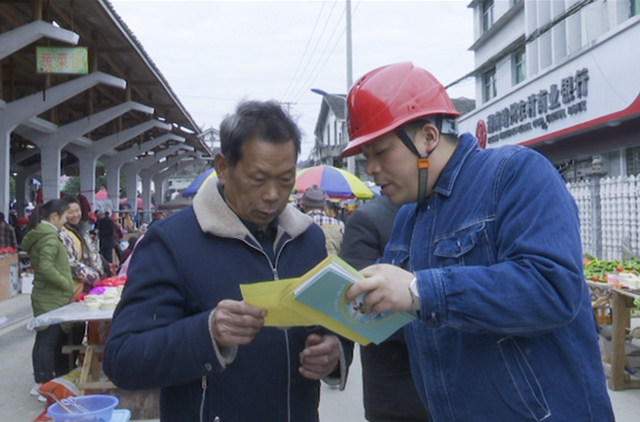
[{"xmin": 0, "ymin": 0, "xmax": 212, "ymax": 217}]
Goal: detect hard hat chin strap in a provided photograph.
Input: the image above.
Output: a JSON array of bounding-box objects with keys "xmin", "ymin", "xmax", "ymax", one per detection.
[{"xmin": 395, "ymin": 128, "xmax": 429, "ymax": 203}]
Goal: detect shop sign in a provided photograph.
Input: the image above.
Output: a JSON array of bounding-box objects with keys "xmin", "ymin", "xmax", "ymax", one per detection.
[
  {"xmin": 476, "ymin": 68, "xmax": 589, "ymax": 147},
  {"xmin": 36, "ymin": 47, "xmax": 88, "ymax": 74}
]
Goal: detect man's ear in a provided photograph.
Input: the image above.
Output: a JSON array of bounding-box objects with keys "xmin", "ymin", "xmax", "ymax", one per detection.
[
  {"xmin": 213, "ymin": 153, "xmax": 228, "ymax": 185},
  {"xmin": 419, "ymin": 122, "xmax": 441, "ymax": 155}
]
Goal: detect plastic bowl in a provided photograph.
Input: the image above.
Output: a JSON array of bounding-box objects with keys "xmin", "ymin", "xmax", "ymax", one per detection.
[{"xmin": 47, "ymin": 395, "xmax": 119, "ymax": 422}]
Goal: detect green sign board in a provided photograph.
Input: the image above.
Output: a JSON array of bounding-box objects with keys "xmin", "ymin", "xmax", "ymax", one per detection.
[{"xmin": 36, "ymin": 47, "xmax": 88, "ymax": 74}]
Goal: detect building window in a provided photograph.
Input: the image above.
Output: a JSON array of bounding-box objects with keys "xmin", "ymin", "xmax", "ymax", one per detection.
[
  {"xmin": 633, "ymin": 0, "xmax": 640, "ymax": 16},
  {"xmin": 514, "ymin": 47, "xmax": 526, "ymax": 85},
  {"xmin": 626, "ymin": 146, "xmax": 640, "ymax": 176},
  {"xmin": 511, "ymin": 0, "xmax": 522, "ymax": 6},
  {"xmin": 482, "ymin": 0, "xmax": 494, "ymax": 32},
  {"xmin": 483, "ymin": 68, "xmax": 497, "ymax": 102}
]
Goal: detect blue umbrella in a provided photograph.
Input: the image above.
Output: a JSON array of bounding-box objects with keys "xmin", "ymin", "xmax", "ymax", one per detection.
[
  {"xmin": 182, "ymin": 168, "xmax": 216, "ymax": 197},
  {"xmin": 364, "ymin": 181, "xmax": 381, "ymax": 197}
]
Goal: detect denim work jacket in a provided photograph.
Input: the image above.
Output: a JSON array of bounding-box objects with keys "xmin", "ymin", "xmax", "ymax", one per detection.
[{"xmin": 383, "ymin": 134, "xmax": 613, "ymax": 421}]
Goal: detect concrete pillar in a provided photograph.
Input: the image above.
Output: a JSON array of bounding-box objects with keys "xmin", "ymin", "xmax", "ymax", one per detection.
[
  {"xmin": 14, "ymin": 102, "xmax": 153, "ymax": 203},
  {"xmin": 135, "ymin": 148, "xmax": 196, "ymax": 221},
  {"xmin": 0, "ymin": 71, "xmax": 126, "ymax": 215},
  {"xmin": 122, "ymin": 163, "xmax": 139, "ymax": 211},
  {"xmin": 589, "ymin": 156, "xmax": 608, "ymax": 258},
  {"xmin": 66, "ymin": 120, "xmax": 172, "ymax": 210},
  {"xmin": 12, "ymin": 165, "xmax": 38, "ymax": 218},
  {"xmin": 38, "ymin": 142, "xmax": 62, "ymax": 202}
]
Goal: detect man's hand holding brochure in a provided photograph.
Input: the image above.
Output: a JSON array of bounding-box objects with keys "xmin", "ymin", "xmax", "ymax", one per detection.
[{"xmin": 240, "ymin": 255, "xmax": 415, "ymax": 345}]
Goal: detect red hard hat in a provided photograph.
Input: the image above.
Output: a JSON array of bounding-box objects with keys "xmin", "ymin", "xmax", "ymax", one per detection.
[{"xmin": 342, "ymin": 62, "xmax": 460, "ymax": 157}]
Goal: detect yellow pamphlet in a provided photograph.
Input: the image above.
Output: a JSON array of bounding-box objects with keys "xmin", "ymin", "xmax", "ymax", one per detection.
[{"xmin": 240, "ymin": 255, "xmax": 416, "ymax": 345}]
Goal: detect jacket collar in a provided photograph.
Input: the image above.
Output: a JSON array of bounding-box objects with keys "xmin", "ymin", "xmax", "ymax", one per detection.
[
  {"xmin": 433, "ymin": 133, "xmax": 478, "ymax": 198},
  {"xmin": 192, "ymin": 176, "xmax": 313, "ymax": 243}
]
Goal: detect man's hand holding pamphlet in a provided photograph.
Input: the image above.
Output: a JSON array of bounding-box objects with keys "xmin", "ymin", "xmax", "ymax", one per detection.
[{"xmin": 240, "ymin": 255, "xmax": 415, "ymax": 345}]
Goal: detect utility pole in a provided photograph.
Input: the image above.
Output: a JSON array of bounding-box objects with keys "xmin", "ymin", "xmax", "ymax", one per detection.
[
  {"xmin": 346, "ymin": 0, "xmax": 355, "ymax": 174},
  {"xmin": 281, "ymin": 101, "xmax": 295, "ymax": 114}
]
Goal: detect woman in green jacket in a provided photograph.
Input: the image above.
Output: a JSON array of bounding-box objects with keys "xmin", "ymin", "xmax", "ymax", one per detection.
[{"xmin": 21, "ymin": 199, "xmax": 73, "ymax": 394}]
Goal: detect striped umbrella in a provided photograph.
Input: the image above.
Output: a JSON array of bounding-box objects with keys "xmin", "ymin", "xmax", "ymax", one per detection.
[
  {"xmin": 294, "ymin": 165, "xmax": 373, "ymax": 199},
  {"xmin": 363, "ymin": 180, "xmax": 381, "ymax": 197},
  {"xmin": 182, "ymin": 168, "xmax": 216, "ymax": 197}
]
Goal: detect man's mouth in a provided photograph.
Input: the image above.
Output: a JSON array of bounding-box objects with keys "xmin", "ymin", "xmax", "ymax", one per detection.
[{"xmin": 257, "ymin": 210, "xmax": 276, "ymax": 218}]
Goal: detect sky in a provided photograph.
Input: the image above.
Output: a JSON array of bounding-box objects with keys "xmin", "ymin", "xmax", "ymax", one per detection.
[{"xmin": 109, "ymin": 0, "xmax": 476, "ymax": 160}]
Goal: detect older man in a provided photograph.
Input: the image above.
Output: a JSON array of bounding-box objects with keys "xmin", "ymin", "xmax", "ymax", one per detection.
[
  {"xmin": 104, "ymin": 100, "xmax": 351, "ymax": 422},
  {"xmin": 299, "ymin": 185, "xmax": 345, "ymax": 255}
]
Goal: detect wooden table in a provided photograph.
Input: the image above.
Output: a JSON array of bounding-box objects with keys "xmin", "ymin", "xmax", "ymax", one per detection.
[
  {"xmin": 28, "ymin": 303, "xmax": 160, "ymax": 419},
  {"xmin": 28, "ymin": 302, "xmax": 116, "ymax": 394},
  {"xmin": 609, "ymin": 288, "xmax": 640, "ymax": 391}
]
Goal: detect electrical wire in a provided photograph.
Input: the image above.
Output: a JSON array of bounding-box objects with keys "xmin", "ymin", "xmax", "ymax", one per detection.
[
  {"xmin": 282, "ymin": 0, "xmax": 340, "ymax": 103},
  {"xmin": 289, "ymin": 0, "xmax": 361, "ymax": 104},
  {"xmin": 280, "ymin": 1, "xmax": 328, "ymax": 101}
]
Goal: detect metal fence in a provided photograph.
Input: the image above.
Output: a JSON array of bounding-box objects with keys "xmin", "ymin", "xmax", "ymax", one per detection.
[{"xmin": 567, "ymin": 174, "xmax": 640, "ymax": 260}]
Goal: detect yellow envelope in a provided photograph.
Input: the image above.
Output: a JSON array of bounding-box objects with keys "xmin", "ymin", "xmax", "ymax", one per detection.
[{"xmin": 240, "ymin": 278, "xmax": 316, "ymax": 326}]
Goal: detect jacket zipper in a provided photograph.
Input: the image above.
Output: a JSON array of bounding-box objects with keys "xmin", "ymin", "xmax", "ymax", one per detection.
[
  {"xmin": 199, "ymin": 376, "xmax": 207, "ymax": 422},
  {"xmin": 200, "ymin": 376, "xmax": 222, "ymax": 421},
  {"xmin": 237, "ymin": 235, "xmax": 295, "ymax": 422},
  {"xmin": 237, "ymin": 235, "xmax": 295, "ymax": 280}
]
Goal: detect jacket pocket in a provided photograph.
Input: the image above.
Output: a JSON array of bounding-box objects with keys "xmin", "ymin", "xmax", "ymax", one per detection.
[
  {"xmin": 386, "ymin": 246, "xmax": 410, "ymax": 271},
  {"xmin": 433, "ymin": 222, "xmax": 491, "ymax": 268},
  {"xmin": 497, "ymin": 337, "xmax": 550, "ymax": 421}
]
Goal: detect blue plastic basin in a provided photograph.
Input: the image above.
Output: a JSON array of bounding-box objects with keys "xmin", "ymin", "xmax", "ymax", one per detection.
[{"xmin": 47, "ymin": 394, "xmax": 119, "ymax": 422}]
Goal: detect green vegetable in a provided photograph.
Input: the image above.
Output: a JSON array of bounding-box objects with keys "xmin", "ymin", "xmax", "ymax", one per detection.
[{"xmin": 583, "ymin": 256, "xmax": 640, "ymax": 283}]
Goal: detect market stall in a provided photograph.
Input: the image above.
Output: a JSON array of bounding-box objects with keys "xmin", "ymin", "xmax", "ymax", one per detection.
[
  {"xmin": 27, "ymin": 282, "xmax": 160, "ymax": 419},
  {"xmin": 584, "ymin": 256, "xmax": 640, "ymax": 391},
  {"xmin": 609, "ymin": 288, "xmax": 640, "ymax": 391},
  {"xmin": 28, "ymin": 302, "xmax": 116, "ymax": 394}
]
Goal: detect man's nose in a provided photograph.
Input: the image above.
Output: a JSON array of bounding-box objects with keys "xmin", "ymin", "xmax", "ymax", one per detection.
[
  {"xmin": 365, "ymin": 159, "xmax": 380, "ymax": 176},
  {"xmin": 262, "ymin": 181, "xmax": 280, "ymax": 202}
]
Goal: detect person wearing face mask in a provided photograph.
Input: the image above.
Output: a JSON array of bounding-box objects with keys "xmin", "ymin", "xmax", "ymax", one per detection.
[
  {"xmin": 343, "ymin": 62, "xmax": 613, "ymax": 422},
  {"xmin": 21, "ymin": 199, "xmax": 75, "ymax": 399}
]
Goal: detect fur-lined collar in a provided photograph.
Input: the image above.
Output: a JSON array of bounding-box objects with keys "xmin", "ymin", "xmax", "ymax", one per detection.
[{"xmin": 192, "ymin": 177, "xmax": 312, "ymax": 244}]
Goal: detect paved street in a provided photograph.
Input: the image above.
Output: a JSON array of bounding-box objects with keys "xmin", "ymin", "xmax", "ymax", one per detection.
[{"xmin": 1, "ymin": 293, "xmax": 638, "ymax": 421}]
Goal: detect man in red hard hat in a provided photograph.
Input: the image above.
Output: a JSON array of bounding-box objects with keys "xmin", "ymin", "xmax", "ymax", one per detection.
[{"xmin": 344, "ymin": 62, "xmax": 613, "ymax": 421}]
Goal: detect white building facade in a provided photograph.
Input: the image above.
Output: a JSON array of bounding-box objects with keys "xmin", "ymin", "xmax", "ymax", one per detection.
[{"xmin": 458, "ymin": 0, "xmax": 640, "ymax": 181}]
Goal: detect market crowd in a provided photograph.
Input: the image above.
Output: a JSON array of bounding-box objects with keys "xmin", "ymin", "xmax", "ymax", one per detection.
[{"xmin": 2, "ymin": 195, "xmax": 140, "ymax": 404}]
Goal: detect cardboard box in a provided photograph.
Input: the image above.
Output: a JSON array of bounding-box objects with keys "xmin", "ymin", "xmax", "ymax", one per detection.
[{"xmin": 0, "ymin": 253, "xmax": 20, "ymax": 302}]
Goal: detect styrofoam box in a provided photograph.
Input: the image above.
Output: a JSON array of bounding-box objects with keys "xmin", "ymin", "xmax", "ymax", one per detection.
[{"xmin": 21, "ymin": 274, "xmax": 33, "ymax": 294}]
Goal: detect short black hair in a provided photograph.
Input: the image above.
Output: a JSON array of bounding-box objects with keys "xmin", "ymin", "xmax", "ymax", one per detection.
[
  {"xmin": 62, "ymin": 195, "xmax": 80, "ymax": 205},
  {"xmin": 402, "ymin": 117, "xmax": 458, "ymax": 145},
  {"xmin": 219, "ymin": 100, "xmax": 301, "ymax": 169}
]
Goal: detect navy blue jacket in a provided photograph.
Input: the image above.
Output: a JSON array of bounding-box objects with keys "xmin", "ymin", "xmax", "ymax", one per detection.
[{"xmin": 104, "ymin": 180, "xmax": 351, "ymax": 422}]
